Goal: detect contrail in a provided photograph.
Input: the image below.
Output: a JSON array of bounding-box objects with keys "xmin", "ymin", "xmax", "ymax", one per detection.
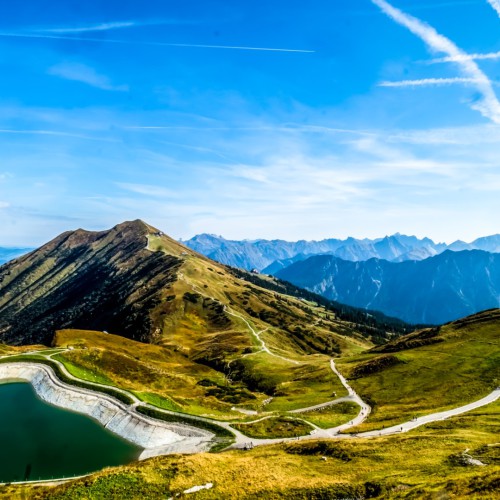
[
  {"xmin": 0, "ymin": 129, "xmax": 117, "ymax": 142},
  {"xmin": 0, "ymin": 31, "xmax": 315, "ymax": 53},
  {"xmin": 371, "ymin": 0, "xmax": 500, "ymax": 123},
  {"xmin": 486, "ymin": 0, "xmax": 500, "ymax": 17},
  {"xmin": 380, "ymin": 77, "xmax": 486, "ymax": 87}
]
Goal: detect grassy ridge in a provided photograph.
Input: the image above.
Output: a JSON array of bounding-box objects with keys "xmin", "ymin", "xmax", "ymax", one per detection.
[
  {"xmin": 338, "ymin": 310, "xmax": 500, "ymax": 432},
  {"xmin": 53, "ymin": 329, "xmax": 239, "ymax": 417},
  {"xmin": 53, "ymin": 329, "xmax": 351, "ymax": 418}
]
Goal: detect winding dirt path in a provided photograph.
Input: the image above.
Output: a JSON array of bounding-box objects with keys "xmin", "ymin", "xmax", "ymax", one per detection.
[
  {"xmin": 224, "ymin": 309, "xmax": 300, "ymax": 365},
  {"xmin": 355, "ymin": 388, "xmax": 500, "ymax": 439},
  {"xmin": 326, "ymin": 360, "xmax": 371, "ymax": 434}
]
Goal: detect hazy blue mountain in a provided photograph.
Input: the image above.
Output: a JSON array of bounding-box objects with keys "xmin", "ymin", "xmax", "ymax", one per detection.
[
  {"xmin": 448, "ymin": 240, "xmax": 472, "ymax": 251},
  {"xmin": 184, "ymin": 232, "xmax": 500, "ymax": 272},
  {"xmin": 0, "ymin": 247, "xmax": 32, "ymax": 265},
  {"xmin": 276, "ymin": 250, "xmax": 500, "ymax": 325},
  {"xmin": 184, "ymin": 234, "xmax": 346, "ymax": 271},
  {"xmin": 471, "ymin": 234, "xmax": 500, "ymax": 253},
  {"xmin": 392, "ymin": 245, "xmax": 440, "ymax": 262},
  {"xmin": 184, "ymin": 233, "xmax": 452, "ymax": 270},
  {"xmin": 262, "ymin": 253, "xmax": 311, "ymax": 274}
]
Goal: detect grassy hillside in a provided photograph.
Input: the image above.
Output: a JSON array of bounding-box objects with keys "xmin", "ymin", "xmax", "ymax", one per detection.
[
  {"xmin": 336, "ymin": 309, "xmax": 500, "ymax": 432},
  {"xmin": 7, "ymin": 400, "xmax": 499, "ymax": 499},
  {"xmin": 51, "ymin": 327, "xmax": 348, "ymax": 418},
  {"xmin": 0, "ymin": 220, "xmax": 397, "ymax": 417},
  {"xmin": 2, "ymin": 222, "xmax": 499, "ymax": 498}
]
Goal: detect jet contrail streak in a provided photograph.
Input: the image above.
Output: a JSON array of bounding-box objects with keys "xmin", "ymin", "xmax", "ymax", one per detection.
[{"xmin": 0, "ymin": 32, "xmax": 315, "ymax": 53}]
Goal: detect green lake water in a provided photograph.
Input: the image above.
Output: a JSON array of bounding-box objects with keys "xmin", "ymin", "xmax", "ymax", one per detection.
[{"xmin": 0, "ymin": 382, "xmax": 142, "ymax": 483}]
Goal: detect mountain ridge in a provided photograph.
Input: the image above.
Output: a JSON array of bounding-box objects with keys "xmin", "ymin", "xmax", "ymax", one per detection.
[
  {"xmin": 184, "ymin": 232, "xmax": 500, "ymax": 272},
  {"xmin": 0, "ymin": 220, "xmax": 407, "ymax": 350},
  {"xmin": 0, "ymin": 219, "xmax": 182, "ymax": 345},
  {"xmin": 276, "ymin": 249, "xmax": 500, "ymax": 325}
]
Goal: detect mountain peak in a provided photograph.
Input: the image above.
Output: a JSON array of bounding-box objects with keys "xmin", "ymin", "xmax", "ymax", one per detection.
[
  {"xmin": 0, "ymin": 221, "xmax": 184, "ymax": 345},
  {"xmin": 113, "ymin": 219, "xmax": 158, "ymax": 235}
]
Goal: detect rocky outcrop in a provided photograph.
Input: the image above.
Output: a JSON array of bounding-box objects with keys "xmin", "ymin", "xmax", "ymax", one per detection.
[{"xmin": 0, "ymin": 363, "xmax": 213, "ymax": 459}]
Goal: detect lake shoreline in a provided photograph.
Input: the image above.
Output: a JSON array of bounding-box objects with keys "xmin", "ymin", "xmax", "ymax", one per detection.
[{"xmin": 0, "ymin": 363, "xmax": 214, "ymax": 465}]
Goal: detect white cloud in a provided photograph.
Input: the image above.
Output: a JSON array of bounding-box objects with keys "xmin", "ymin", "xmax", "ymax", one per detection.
[
  {"xmin": 0, "ymin": 128, "xmax": 116, "ymax": 141},
  {"xmin": 158, "ymin": 43, "xmax": 314, "ymax": 53},
  {"xmin": 486, "ymin": 0, "xmax": 500, "ymax": 17},
  {"xmin": 372, "ymin": 0, "xmax": 500, "ymax": 123},
  {"xmin": 48, "ymin": 62, "xmax": 128, "ymax": 91},
  {"xmin": 385, "ymin": 123, "xmax": 500, "ymax": 145},
  {"xmin": 116, "ymin": 182, "xmax": 181, "ymax": 198},
  {"xmin": 34, "ymin": 18, "xmax": 200, "ymax": 34},
  {"xmin": 1, "ymin": 98, "xmax": 499, "ymax": 245}
]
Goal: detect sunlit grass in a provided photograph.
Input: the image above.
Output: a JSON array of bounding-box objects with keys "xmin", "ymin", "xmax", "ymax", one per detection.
[
  {"xmin": 232, "ymin": 416, "xmax": 314, "ymax": 439},
  {"xmin": 52, "ymin": 354, "xmax": 115, "ymax": 386},
  {"xmin": 337, "ymin": 312, "xmax": 500, "ymax": 432},
  {"xmin": 299, "ymin": 402, "xmax": 360, "ymax": 429},
  {"xmin": 18, "ymin": 400, "xmax": 500, "ymax": 500}
]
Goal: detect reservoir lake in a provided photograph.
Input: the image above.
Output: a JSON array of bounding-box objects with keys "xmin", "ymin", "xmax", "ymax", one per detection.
[{"xmin": 0, "ymin": 382, "xmax": 141, "ymax": 483}]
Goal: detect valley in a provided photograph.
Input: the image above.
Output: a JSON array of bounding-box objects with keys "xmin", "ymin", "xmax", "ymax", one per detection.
[{"xmin": 0, "ymin": 221, "xmax": 498, "ymax": 499}]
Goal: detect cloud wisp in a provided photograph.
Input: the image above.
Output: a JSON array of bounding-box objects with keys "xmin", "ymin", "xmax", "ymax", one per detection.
[
  {"xmin": 379, "ymin": 77, "xmax": 488, "ymax": 87},
  {"xmin": 429, "ymin": 51, "xmax": 500, "ymax": 63},
  {"xmin": 48, "ymin": 62, "xmax": 128, "ymax": 91},
  {"xmin": 35, "ymin": 19, "xmax": 199, "ymax": 34},
  {"xmin": 39, "ymin": 21, "xmax": 137, "ymax": 33},
  {"xmin": 371, "ymin": 0, "xmax": 500, "ymax": 123},
  {"xmin": 0, "ymin": 31, "xmax": 315, "ymax": 53},
  {"xmin": 0, "ymin": 128, "xmax": 114, "ymax": 141},
  {"xmin": 486, "ymin": 0, "xmax": 500, "ymax": 17},
  {"xmin": 116, "ymin": 182, "xmax": 181, "ymax": 199}
]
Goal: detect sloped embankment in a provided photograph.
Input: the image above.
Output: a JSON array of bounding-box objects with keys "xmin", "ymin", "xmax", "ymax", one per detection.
[{"xmin": 0, "ymin": 362, "xmax": 213, "ymax": 459}]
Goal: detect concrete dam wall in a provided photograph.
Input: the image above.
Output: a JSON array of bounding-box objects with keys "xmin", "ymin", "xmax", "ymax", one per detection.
[{"xmin": 0, "ymin": 362, "xmax": 214, "ymax": 459}]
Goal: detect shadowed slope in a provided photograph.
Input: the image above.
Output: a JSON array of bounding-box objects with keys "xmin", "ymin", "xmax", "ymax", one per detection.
[
  {"xmin": 0, "ymin": 220, "xmax": 181, "ymax": 345},
  {"xmin": 276, "ymin": 250, "xmax": 500, "ymax": 324}
]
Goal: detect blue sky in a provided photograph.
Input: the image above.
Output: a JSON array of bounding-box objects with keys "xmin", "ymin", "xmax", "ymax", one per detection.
[{"xmin": 1, "ymin": 0, "xmax": 500, "ymax": 246}]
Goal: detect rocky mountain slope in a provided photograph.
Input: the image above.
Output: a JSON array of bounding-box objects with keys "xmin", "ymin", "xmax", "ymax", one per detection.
[
  {"xmin": 276, "ymin": 250, "xmax": 500, "ymax": 324},
  {"xmin": 0, "ymin": 220, "xmax": 405, "ymax": 350},
  {"xmin": 0, "ymin": 221, "xmax": 182, "ymax": 345}
]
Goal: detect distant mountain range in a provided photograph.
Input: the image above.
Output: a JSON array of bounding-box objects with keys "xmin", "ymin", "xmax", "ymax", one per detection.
[
  {"xmin": 276, "ymin": 250, "xmax": 500, "ymax": 325},
  {"xmin": 4, "ymin": 230, "xmax": 500, "ymax": 328},
  {"xmin": 0, "ymin": 247, "xmax": 32, "ymax": 265},
  {"xmin": 183, "ymin": 233, "xmax": 500, "ymax": 272}
]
